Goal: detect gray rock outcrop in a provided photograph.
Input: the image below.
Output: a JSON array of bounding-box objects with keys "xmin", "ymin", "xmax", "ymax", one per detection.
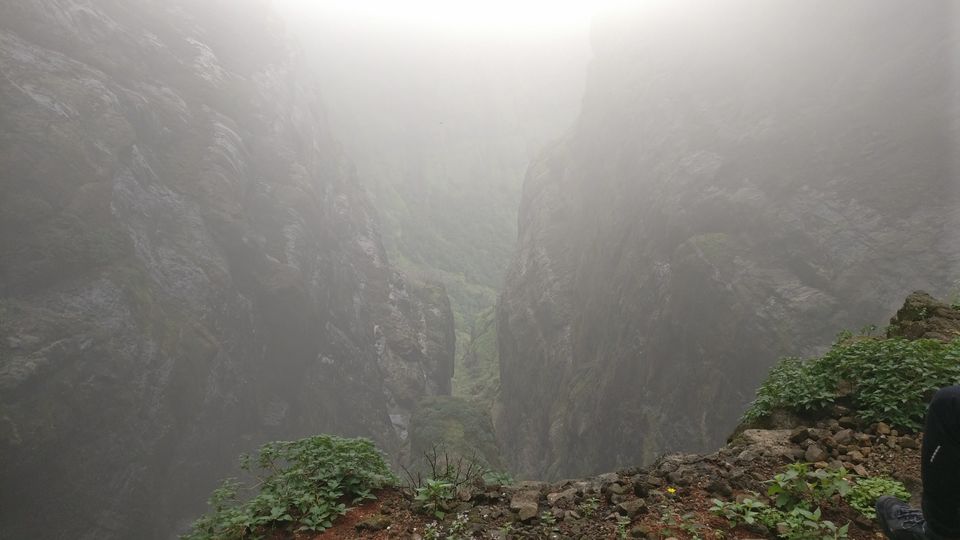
[
  {"xmin": 497, "ymin": 0, "xmax": 959, "ymax": 480},
  {"xmin": 0, "ymin": 1, "xmax": 453, "ymax": 538}
]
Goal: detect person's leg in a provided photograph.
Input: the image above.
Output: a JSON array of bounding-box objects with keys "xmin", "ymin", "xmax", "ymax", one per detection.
[{"xmin": 922, "ymin": 386, "xmax": 960, "ymax": 538}]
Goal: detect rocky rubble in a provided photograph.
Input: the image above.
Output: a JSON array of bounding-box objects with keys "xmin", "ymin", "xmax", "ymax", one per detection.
[
  {"xmin": 323, "ymin": 405, "xmax": 922, "ymax": 539},
  {"xmin": 887, "ymin": 291, "xmax": 960, "ymax": 342},
  {"xmin": 313, "ymin": 292, "xmax": 960, "ymax": 539},
  {"xmin": 271, "ymin": 296, "xmax": 955, "ymax": 540}
]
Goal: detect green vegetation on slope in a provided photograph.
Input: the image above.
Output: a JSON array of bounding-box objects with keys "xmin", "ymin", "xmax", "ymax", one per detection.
[
  {"xmin": 409, "ymin": 395, "xmax": 504, "ymax": 473},
  {"xmin": 377, "ymin": 176, "xmax": 511, "ymax": 373},
  {"xmin": 744, "ymin": 336, "xmax": 960, "ymax": 428},
  {"xmin": 711, "ymin": 462, "xmax": 911, "ymax": 539},
  {"xmin": 452, "ymin": 307, "xmax": 500, "ymax": 410},
  {"xmin": 184, "ymin": 436, "xmax": 394, "ymax": 540}
]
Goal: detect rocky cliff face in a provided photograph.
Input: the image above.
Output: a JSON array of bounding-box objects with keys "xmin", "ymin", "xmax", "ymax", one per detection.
[
  {"xmin": 497, "ymin": 0, "xmax": 960, "ymax": 480},
  {"xmin": 0, "ymin": 1, "xmax": 453, "ymax": 538}
]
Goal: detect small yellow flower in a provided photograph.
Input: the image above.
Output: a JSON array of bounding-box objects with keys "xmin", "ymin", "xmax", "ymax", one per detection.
[{"xmin": 666, "ymin": 486, "xmax": 677, "ymax": 494}]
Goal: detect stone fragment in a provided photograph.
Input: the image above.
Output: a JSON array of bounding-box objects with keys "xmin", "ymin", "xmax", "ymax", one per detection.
[
  {"xmin": 876, "ymin": 422, "xmax": 892, "ymax": 435},
  {"xmin": 787, "ymin": 447, "xmax": 806, "ymax": 461},
  {"xmin": 547, "ymin": 488, "xmax": 577, "ymax": 506},
  {"xmin": 617, "ymin": 499, "xmax": 648, "ymax": 517},
  {"xmin": 737, "ymin": 448, "xmax": 761, "ymax": 463},
  {"xmin": 607, "ymin": 482, "xmax": 628, "ymax": 495},
  {"xmin": 633, "ymin": 482, "xmax": 649, "ymax": 498},
  {"xmin": 597, "ymin": 472, "xmax": 620, "ymax": 484},
  {"xmin": 510, "ymin": 490, "xmax": 540, "ymax": 522},
  {"xmin": 789, "ymin": 427, "xmax": 810, "ymax": 443},
  {"xmin": 805, "ymin": 444, "xmax": 829, "ymax": 463},
  {"xmin": 355, "ymin": 514, "xmax": 391, "ymax": 531},
  {"xmin": 706, "ymin": 478, "xmax": 733, "ymax": 497},
  {"xmin": 833, "ymin": 429, "xmax": 853, "ymax": 444},
  {"xmin": 516, "ymin": 480, "xmax": 548, "ymax": 492}
]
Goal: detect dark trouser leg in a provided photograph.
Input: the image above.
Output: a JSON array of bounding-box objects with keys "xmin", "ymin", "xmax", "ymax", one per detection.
[{"xmin": 922, "ymin": 386, "xmax": 960, "ymax": 537}]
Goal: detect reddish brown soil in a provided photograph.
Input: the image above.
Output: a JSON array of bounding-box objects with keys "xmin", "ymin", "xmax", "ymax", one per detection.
[{"xmin": 262, "ymin": 427, "xmax": 923, "ymax": 540}]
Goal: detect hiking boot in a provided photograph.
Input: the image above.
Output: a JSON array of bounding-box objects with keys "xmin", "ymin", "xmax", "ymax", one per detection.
[{"xmin": 876, "ymin": 496, "xmax": 945, "ymax": 540}]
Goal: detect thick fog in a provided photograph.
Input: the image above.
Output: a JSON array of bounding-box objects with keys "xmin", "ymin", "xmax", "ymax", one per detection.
[
  {"xmin": 279, "ymin": 5, "xmax": 591, "ymax": 333},
  {"xmin": 0, "ymin": 1, "xmax": 957, "ymax": 539}
]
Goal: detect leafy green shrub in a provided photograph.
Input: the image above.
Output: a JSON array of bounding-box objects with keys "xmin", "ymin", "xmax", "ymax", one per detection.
[
  {"xmin": 711, "ymin": 464, "xmax": 852, "ymax": 540},
  {"xmin": 775, "ymin": 507, "xmax": 849, "ymax": 540},
  {"xmin": 710, "ymin": 494, "xmax": 771, "ymax": 527},
  {"xmin": 767, "ymin": 464, "xmax": 851, "ymax": 509},
  {"xmin": 448, "ymin": 512, "xmax": 470, "ymax": 538},
  {"xmin": 482, "ymin": 470, "xmax": 513, "ymax": 486},
  {"xmin": 616, "ymin": 514, "xmax": 631, "ymax": 539},
  {"xmin": 742, "ymin": 357, "xmax": 836, "ymax": 423},
  {"xmin": 403, "ymin": 444, "xmax": 488, "ymax": 519},
  {"xmin": 847, "ymin": 477, "xmax": 911, "ymax": 519},
  {"xmin": 711, "ymin": 497, "xmax": 849, "ymax": 540},
  {"xmin": 413, "ymin": 478, "xmax": 456, "ymax": 519},
  {"xmin": 744, "ymin": 338, "xmax": 960, "ymax": 428},
  {"xmin": 183, "ymin": 435, "xmax": 394, "ymax": 540},
  {"xmin": 422, "ymin": 521, "xmax": 442, "ymax": 540},
  {"xmin": 579, "ymin": 496, "xmax": 601, "ymax": 518},
  {"xmin": 660, "ymin": 510, "xmax": 707, "ymax": 540}
]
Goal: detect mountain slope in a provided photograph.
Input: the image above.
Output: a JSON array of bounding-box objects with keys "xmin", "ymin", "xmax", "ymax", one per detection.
[
  {"xmin": 0, "ymin": 1, "xmax": 453, "ymax": 538},
  {"xmin": 247, "ymin": 292, "xmax": 960, "ymax": 540},
  {"xmin": 497, "ymin": 0, "xmax": 960, "ymax": 480}
]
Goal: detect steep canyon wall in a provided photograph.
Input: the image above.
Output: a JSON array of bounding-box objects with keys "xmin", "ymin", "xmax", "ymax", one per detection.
[
  {"xmin": 497, "ymin": 0, "xmax": 960, "ymax": 480},
  {"xmin": 0, "ymin": 1, "xmax": 453, "ymax": 537}
]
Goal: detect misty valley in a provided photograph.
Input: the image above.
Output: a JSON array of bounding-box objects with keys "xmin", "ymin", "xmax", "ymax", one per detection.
[{"xmin": 1, "ymin": 1, "xmax": 958, "ymax": 539}]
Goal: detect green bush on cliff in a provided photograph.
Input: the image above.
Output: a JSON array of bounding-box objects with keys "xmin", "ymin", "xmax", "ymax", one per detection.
[
  {"xmin": 711, "ymin": 464, "xmax": 852, "ymax": 540},
  {"xmin": 744, "ymin": 338, "xmax": 960, "ymax": 428},
  {"xmin": 183, "ymin": 435, "xmax": 395, "ymax": 540},
  {"xmin": 847, "ymin": 476, "xmax": 910, "ymax": 519}
]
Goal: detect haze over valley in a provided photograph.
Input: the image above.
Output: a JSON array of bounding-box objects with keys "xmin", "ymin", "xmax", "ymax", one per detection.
[{"xmin": 0, "ymin": 1, "xmax": 957, "ymax": 538}]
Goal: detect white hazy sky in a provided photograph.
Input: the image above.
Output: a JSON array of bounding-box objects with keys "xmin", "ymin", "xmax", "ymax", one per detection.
[{"xmin": 270, "ymin": 0, "xmax": 617, "ymax": 36}]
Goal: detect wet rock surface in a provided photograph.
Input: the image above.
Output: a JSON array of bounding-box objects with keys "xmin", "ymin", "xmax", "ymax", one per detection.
[
  {"xmin": 0, "ymin": 2, "xmax": 453, "ymax": 538},
  {"xmin": 496, "ymin": 0, "xmax": 959, "ymax": 480},
  {"xmin": 887, "ymin": 292, "xmax": 960, "ymax": 342}
]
